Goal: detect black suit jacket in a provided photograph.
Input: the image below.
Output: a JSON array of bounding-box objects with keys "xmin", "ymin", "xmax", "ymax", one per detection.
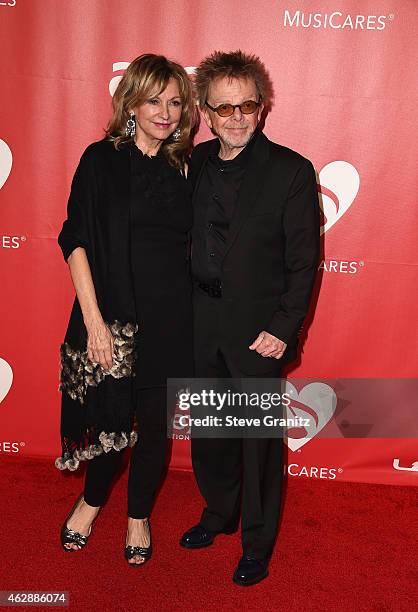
[{"xmin": 190, "ymin": 130, "xmax": 320, "ymax": 374}]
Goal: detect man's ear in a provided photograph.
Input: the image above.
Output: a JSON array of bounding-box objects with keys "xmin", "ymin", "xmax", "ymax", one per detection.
[
  {"xmin": 257, "ymin": 103, "xmax": 265, "ymax": 122},
  {"xmin": 201, "ymin": 106, "xmax": 213, "ymax": 130}
]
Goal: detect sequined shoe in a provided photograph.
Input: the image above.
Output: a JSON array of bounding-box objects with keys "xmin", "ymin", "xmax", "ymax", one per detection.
[
  {"xmin": 60, "ymin": 493, "xmax": 95, "ymax": 552},
  {"xmin": 124, "ymin": 519, "xmax": 152, "ymax": 567}
]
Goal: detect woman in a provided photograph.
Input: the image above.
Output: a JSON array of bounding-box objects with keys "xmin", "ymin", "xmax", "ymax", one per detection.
[{"xmin": 56, "ymin": 54, "xmax": 195, "ymax": 565}]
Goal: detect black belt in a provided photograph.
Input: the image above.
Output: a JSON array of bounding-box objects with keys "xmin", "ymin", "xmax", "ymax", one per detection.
[{"xmin": 195, "ymin": 278, "xmax": 222, "ymax": 298}]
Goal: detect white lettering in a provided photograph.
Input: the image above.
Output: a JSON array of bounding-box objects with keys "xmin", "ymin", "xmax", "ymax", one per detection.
[
  {"xmin": 355, "ymin": 15, "xmax": 365, "ymax": 29},
  {"xmin": 287, "ymin": 463, "xmax": 339, "ymax": 480},
  {"xmin": 341, "ymin": 14, "xmax": 354, "ymax": 29},
  {"xmin": 282, "ymin": 10, "xmax": 390, "ymax": 31},
  {"xmin": 393, "ymin": 459, "xmax": 418, "ymax": 472},
  {"xmin": 313, "ymin": 13, "xmax": 322, "ymax": 29},
  {"xmin": 283, "ymin": 9, "xmax": 300, "ymax": 27},
  {"xmin": 0, "ymin": 441, "xmax": 20, "ymax": 452},
  {"xmin": 329, "ymin": 12, "xmax": 343, "ymax": 29},
  {"xmin": 366, "ymin": 15, "xmax": 377, "ymax": 30}
]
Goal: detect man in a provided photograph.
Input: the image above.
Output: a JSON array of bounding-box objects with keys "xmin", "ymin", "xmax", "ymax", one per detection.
[{"xmin": 180, "ymin": 50, "xmax": 320, "ymax": 586}]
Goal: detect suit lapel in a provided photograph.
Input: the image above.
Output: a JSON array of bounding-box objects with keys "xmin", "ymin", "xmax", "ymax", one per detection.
[{"xmin": 222, "ymin": 131, "xmax": 270, "ymax": 260}]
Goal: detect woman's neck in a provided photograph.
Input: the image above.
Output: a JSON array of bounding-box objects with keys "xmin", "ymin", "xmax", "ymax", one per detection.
[{"xmin": 134, "ymin": 136, "xmax": 163, "ymax": 158}]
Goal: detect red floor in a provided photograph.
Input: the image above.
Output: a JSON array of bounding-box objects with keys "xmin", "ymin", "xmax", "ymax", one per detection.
[{"xmin": 0, "ymin": 455, "xmax": 416, "ymax": 611}]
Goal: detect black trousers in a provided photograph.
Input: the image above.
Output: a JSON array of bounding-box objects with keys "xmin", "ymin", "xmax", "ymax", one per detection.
[
  {"xmin": 192, "ymin": 288, "xmax": 284, "ymax": 559},
  {"xmin": 84, "ymin": 387, "xmax": 168, "ymax": 519}
]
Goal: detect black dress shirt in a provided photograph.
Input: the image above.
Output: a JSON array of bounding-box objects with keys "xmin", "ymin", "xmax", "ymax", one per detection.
[{"xmin": 192, "ymin": 131, "xmax": 258, "ymax": 283}]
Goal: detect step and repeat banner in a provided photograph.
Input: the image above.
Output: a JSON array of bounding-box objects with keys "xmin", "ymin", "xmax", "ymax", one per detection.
[{"xmin": 0, "ymin": 0, "xmax": 417, "ymax": 485}]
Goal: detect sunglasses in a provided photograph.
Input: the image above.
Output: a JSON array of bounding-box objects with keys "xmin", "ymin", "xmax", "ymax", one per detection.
[{"xmin": 205, "ymin": 98, "xmax": 262, "ymax": 117}]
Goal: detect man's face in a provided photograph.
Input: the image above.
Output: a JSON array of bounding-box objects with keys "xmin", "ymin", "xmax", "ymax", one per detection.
[{"xmin": 202, "ymin": 76, "xmax": 263, "ymax": 152}]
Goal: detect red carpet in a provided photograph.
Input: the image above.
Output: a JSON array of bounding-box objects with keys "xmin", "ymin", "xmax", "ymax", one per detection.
[{"xmin": 0, "ymin": 455, "xmax": 416, "ymax": 611}]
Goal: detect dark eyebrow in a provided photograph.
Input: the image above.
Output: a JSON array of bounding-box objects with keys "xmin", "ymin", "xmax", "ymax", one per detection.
[{"xmin": 148, "ymin": 94, "xmax": 182, "ymax": 101}]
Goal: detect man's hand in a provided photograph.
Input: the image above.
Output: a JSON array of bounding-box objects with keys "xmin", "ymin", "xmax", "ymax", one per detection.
[{"xmin": 249, "ymin": 331, "xmax": 287, "ymax": 359}]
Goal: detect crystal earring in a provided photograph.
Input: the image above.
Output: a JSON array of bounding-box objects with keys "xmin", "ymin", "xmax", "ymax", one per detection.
[
  {"xmin": 125, "ymin": 114, "xmax": 136, "ymax": 138},
  {"xmin": 172, "ymin": 128, "xmax": 181, "ymax": 141}
]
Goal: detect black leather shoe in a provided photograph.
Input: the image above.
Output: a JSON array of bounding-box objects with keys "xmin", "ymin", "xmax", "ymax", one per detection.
[
  {"xmin": 232, "ymin": 556, "xmax": 269, "ymax": 586},
  {"xmin": 179, "ymin": 524, "xmax": 217, "ymax": 549}
]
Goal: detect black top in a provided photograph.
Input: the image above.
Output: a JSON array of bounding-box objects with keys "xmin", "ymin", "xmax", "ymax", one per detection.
[
  {"xmin": 191, "ymin": 132, "xmax": 256, "ymax": 283},
  {"xmin": 130, "ymin": 143, "xmax": 194, "ymax": 388}
]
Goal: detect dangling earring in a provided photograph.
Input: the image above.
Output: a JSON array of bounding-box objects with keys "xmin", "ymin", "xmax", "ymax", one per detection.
[
  {"xmin": 125, "ymin": 113, "xmax": 136, "ymax": 138},
  {"xmin": 172, "ymin": 128, "xmax": 181, "ymax": 141}
]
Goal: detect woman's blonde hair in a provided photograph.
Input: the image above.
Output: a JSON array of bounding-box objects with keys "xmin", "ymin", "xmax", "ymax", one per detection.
[{"xmin": 106, "ymin": 54, "xmax": 196, "ymax": 168}]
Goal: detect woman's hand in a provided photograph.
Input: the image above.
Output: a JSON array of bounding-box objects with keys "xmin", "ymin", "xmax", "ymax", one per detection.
[{"xmin": 86, "ymin": 320, "xmax": 114, "ymax": 370}]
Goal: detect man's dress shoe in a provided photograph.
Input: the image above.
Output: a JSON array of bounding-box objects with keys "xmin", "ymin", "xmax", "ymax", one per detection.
[
  {"xmin": 232, "ymin": 556, "xmax": 269, "ymax": 586},
  {"xmin": 179, "ymin": 524, "xmax": 217, "ymax": 549}
]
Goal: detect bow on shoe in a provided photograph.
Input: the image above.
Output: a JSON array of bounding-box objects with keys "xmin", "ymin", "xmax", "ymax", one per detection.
[
  {"xmin": 125, "ymin": 546, "xmax": 152, "ymax": 566},
  {"xmin": 62, "ymin": 527, "xmax": 88, "ymax": 549}
]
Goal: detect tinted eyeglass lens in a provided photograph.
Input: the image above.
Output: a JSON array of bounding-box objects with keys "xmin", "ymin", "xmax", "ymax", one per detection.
[
  {"xmin": 216, "ymin": 100, "xmax": 259, "ymax": 116},
  {"xmin": 240, "ymin": 100, "xmax": 258, "ymax": 114},
  {"xmin": 217, "ymin": 104, "xmax": 234, "ymax": 117}
]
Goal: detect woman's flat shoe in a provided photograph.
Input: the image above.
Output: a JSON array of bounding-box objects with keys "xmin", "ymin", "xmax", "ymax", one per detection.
[
  {"xmin": 60, "ymin": 493, "xmax": 93, "ymax": 552},
  {"xmin": 125, "ymin": 520, "xmax": 152, "ymax": 566}
]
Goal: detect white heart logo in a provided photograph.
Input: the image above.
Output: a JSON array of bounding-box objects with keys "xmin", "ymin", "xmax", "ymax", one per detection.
[
  {"xmin": 0, "ymin": 358, "xmax": 13, "ymax": 404},
  {"xmin": 318, "ymin": 161, "xmax": 359, "ymax": 234},
  {"xmin": 284, "ymin": 382, "xmax": 337, "ymax": 451},
  {"xmin": 109, "ymin": 61, "xmax": 131, "ymax": 97},
  {"xmin": 0, "ymin": 139, "xmax": 13, "ymax": 190}
]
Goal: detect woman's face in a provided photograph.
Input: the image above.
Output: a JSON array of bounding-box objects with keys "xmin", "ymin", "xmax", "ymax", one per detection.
[{"xmin": 132, "ymin": 77, "xmax": 183, "ymax": 145}]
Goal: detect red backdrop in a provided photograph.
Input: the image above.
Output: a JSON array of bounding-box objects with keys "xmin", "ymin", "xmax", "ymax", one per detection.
[{"xmin": 0, "ymin": 0, "xmax": 417, "ymax": 485}]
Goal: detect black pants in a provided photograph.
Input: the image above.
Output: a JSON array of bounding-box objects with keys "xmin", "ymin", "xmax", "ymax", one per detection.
[
  {"xmin": 192, "ymin": 288, "xmax": 284, "ymax": 559},
  {"xmin": 84, "ymin": 387, "xmax": 168, "ymax": 519}
]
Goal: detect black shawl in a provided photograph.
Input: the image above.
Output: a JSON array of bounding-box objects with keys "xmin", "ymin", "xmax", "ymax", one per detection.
[{"xmin": 56, "ymin": 139, "xmax": 140, "ymax": 471}]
